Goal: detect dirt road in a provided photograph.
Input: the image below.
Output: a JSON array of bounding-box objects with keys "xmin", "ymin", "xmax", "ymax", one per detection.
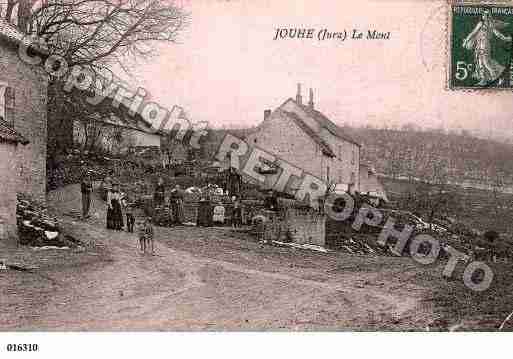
[{"xmin": 0, "ymin": 185, "xmax": 434, "ymax": 330}]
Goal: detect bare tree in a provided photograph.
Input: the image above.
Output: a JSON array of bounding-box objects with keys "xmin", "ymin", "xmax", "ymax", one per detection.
[
  {"xmin": 3, "ymin": 0, "xmax": 189, "ymax": 69},
  {"xmin": 2, "ymin": 0, "xmax": 189, "ymax": 160}
]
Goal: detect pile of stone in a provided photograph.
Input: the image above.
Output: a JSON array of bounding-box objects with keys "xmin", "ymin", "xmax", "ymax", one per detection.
[{"xmin": 16, "ymin": 195, "xmax": 75, "ymax": 247}]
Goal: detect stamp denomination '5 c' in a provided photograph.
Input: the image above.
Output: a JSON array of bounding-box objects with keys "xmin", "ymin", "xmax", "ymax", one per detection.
[{"xmin": 450, "ymin": 4, "xmax": 513, "ymax": 89}]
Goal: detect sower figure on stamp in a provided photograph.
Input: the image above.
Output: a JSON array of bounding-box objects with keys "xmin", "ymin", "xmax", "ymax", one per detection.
[
  {"xmin": 463, "ymin": 9, "xmax": 512, "ymax": 86},
  {"xmin": 80, "ymin": 169, "xmax": 93, "ymax": 219}
]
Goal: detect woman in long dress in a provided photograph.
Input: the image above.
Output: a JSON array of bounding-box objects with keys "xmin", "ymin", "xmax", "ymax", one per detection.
[
  {"xmin": 153, "ymin": 177, "xmax": 165, "ymax": 207},
  {"xmin": 106, "ymin": 187, "xmax": 114, "ymax": 229},
  {"xmin": 171, "ymin": 185, "xmax": 184, "ymax": 225},
  {"xmin": 107, "ymin": 184, "xmax": 124, "ymax": 230},
  {"xmin": 463, "ymin": 10, "xmax": 512, "ymax": 85}
]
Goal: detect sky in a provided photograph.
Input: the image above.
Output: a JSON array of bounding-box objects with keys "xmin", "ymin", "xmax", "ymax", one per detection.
[{"xmin": 123, "ymin": 0, "xmax": 513, "ymax": 141}]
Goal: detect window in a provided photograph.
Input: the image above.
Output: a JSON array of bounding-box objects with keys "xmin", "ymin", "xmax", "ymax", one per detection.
[
  {"xmin": 350, "ymin": 172, "xmax": 355, "ymax": 184},
  {"xmin": 5, "ymin": 86, "xmax": 15, "ymax": 125},
  {"xmin": 326, "ymin": 166, "xmax": 330, "ymax": 182},
  {"xmin": 0, "ymin": 82, "xmax": 6, "ymax": 121},
  {"xmin": 0, "ymin": 83, "xmax": 14, "ymax": 125},
  {"xmin": 338, "ymin": 145, "xmax": 342, "ymax": 161},
  {"xmin": 351, "ymin": 148, "xmax": 356, "ymax": 165}
]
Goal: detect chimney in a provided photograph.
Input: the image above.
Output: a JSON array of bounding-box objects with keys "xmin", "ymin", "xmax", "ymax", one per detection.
[
  {"xmin": 296, "ymin": 83, "xmax": 302, "ymax": 105},
  {"xmin": 264, "ymin": 109, "xmax": 271, "ymax": 121},
  {"xmin": 308, "ymin": 88, "xmax": 314, "ymax": 109}
]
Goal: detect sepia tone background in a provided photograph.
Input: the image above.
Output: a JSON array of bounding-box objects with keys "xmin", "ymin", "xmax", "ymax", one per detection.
[{"xmin": 122, "ymin": 0, "xmax": 513, "ymax": 142}]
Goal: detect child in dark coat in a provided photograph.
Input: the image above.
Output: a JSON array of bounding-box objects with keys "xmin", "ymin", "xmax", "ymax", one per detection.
[{"xmin": 138, "ymin": 217, "xmax": 154, "ymax": 254}]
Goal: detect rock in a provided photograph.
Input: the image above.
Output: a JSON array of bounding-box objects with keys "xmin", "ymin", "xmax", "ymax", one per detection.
[{"xmin": 16, "ymin": 195, "xmax": 69, "ymax": 247}]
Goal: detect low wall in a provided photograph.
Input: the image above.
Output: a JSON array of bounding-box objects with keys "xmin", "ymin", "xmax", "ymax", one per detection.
[
  {"xmin": 283, "ymin": 207, "xmax": 326, "ymax": 246},
  {"xmin": 255, "ymin": 206, "xmax": 326, "ymax": 247}
]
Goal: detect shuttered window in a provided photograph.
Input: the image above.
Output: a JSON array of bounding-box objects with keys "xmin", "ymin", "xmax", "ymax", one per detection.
[
  {"xmin": 4, "ymin": 86, "xmax": 15, "ymax": 126},
  {"xmin": 0, "ymin": 83, "xmax": 5, "ymax": 122}
]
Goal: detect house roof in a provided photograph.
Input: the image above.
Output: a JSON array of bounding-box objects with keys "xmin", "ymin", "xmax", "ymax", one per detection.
[
  {"xmin": 298, "ymin": 103, "xmax": 360, "ymax": 147},
  {"xmin": 0, "ymin": 119, "xmax": 29, "ymax": 145},
  {"xmin": 0, "ymin": 18, "xmax": 46, "ymax": 55},
  {"xmin": 278, "ymin": 97, "xmax": 360, "ymax": 147},
  {"xmin": 281, "ymin": 110, "xmax": 335, "ymax": 157}
]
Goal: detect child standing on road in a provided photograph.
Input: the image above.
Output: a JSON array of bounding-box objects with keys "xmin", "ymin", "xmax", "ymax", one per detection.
[
  {"xmin": 232, "ymin": 196, "xmax": 242, "ymax": 228},
  {"xmin": 145, "ymin": 217, "xmax": 155, "ymax": 255},
  {"xmin": 137, "ymin": 219, "xmax": 146, "ymax": 253},
  {"xmin": 138, "ymin": 217, "xmax": 154, "ymax": 255}
]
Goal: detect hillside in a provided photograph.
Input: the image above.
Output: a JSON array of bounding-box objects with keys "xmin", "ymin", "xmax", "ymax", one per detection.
[
  {"xmin": 350, "ymin": 127, "xmax": 513, "ymax": 190},
  {"xmin": 202, "ymin": 126, "xmax": 513, "ymax": 191}
]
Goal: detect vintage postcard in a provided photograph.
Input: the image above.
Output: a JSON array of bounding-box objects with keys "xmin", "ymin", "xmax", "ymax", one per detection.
[{"xmin": 1, "ymin": 0, "xmax": 513, "ymax": 355}]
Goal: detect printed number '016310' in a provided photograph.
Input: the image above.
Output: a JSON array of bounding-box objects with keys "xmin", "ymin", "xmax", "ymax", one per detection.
[{"xmin": 6, "ymin": 344, "xmax": 39, "ymax": 352}]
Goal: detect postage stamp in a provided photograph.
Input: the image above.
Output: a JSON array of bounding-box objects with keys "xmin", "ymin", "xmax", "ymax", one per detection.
[{"xmin": 450, "ymin": 3, "xmax": 513, "ymax": 89}]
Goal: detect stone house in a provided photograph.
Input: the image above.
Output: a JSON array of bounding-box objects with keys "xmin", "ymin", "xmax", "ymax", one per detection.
[
  {"xmin": 246, "ymin": 84, "xmax": 361, "ymax": 192},
  {"xmin": 0, "ymin": 120, "xmax": 29, "ymax": 241},
  {"xmin": 0, "ymin": 19, "xmax": 47, "ymax": 241},
  {"xmin": 0, "ymin": 19, "xmax": 47, "ymax": 201}
]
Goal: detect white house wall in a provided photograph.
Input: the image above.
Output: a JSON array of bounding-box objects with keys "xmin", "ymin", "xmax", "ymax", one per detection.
[
  {"xmin": 319, "ymin": 127, "xmax": 360, "ymax": 190},
  {"xmin": 246, "ymin": 112, "xmax": 324, "ymax": 186}
]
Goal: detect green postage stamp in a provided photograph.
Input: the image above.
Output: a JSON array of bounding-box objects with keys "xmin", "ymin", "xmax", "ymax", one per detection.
[{"xmin": 450, "ymin": 3, "xmax": 513, "ymax": 89}]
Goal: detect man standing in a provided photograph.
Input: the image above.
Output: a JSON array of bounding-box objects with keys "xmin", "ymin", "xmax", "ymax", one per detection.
[
  {"xmin": 81, "ymin": 170, "xmax": 93, "ymax": 219},
  {"xmin": 153, "ymin": 177, "xmax": 166, "ymax": 206}
]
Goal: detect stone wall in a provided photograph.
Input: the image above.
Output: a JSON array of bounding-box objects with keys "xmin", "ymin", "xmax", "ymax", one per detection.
[
  {"xmin": 255, "ymin": 205, "xmax": 326, "ymax": 247},
  {"xmin": 0, "ymin": 39, "xmax": 48, "ymax": 202},
  {"xmin": 0, "ymin": 141, "xmax": 19, "ymax": 242},
  {"xmin": 283, "ymin": 207, "xmax": 326, "ymax": 246}
]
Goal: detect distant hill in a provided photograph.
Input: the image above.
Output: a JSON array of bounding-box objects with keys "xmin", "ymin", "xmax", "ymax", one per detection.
[
  {"xmin": 348, "ymin": 127, "xmax": 513, "ymax": 189},
  {"xmin": 200, "ymin": 127, "xmax": 256, "ymax": 159},
  {"xmin": 201, "ymin": 126, "xmax": 513, "ymax": 190}
]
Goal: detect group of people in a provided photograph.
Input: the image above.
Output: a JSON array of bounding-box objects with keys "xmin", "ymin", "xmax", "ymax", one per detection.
[
  {"xmin": 79, "ymin": 170, "xmax": 247, "ymax": 255},
  {"xmin": 105, "ymin": 179, "xmax": 155, "ymax": 255},
  {"xmin": 80, "ymin": 170, "xmax": 155, "ymax": 255},
  {"xmin": 105, "ymin": 183, "xmax": 124, "ymax": 230},
  {"xmin": 154, "ymin": 178, "xmax": 185, "ymax": 225}
]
